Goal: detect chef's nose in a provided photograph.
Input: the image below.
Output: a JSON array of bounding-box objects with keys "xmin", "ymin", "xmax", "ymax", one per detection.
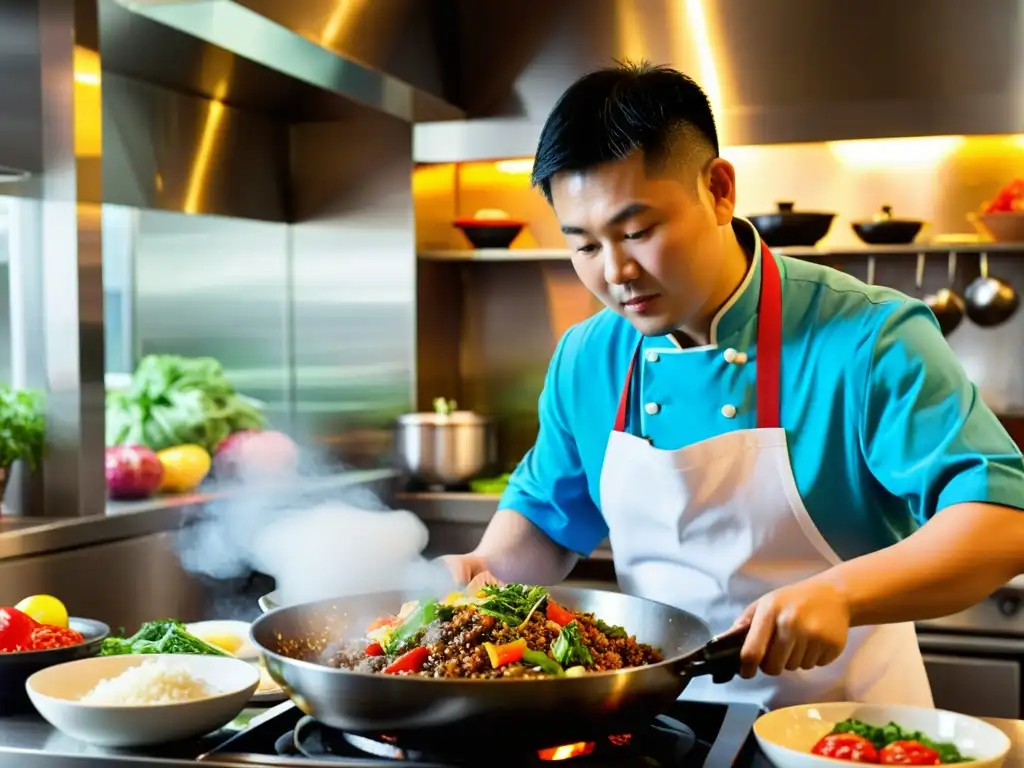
[{"xmin": 604, "ymin": 245, "xmax": 639, "ymax": 285}]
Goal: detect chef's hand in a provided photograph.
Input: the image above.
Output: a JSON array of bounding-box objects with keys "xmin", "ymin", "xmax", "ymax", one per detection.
[
  {"xmin": 729, "ymin": 580, "xmax": 850, "ymax": 679},
  {"xmin": 438, "ymin": 554, "xmax": 502, "ymax": 593}
]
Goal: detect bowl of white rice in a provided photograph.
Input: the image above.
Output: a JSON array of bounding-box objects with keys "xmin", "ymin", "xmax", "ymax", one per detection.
[{"xmin": 25, "ymin": 654, "xmax": 260, "ymax": 747}]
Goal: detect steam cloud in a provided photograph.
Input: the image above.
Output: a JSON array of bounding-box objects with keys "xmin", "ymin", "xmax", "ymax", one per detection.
[{"xmin": 176, "ymin": 447, "xmax": 458, "ymax": 615}]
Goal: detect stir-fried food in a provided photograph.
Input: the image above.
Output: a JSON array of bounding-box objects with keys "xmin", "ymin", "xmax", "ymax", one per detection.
[{"xmin": 303, "ymin": 584, "xmax": 663, "ymax": 679}]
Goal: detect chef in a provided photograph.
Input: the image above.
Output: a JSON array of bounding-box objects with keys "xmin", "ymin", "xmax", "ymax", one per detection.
[{"xmin": 442, "ymin": 62, "xmax": 1024, "ymax": 708}]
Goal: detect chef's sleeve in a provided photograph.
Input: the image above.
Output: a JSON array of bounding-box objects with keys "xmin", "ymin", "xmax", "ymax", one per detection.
[
  {"xmin": 498, "ymin": 329, "xmax": 609, "ymax": 555},
  {"xmin": 860, "ymin": 299, "xmax": 1024, "ymax": 522}
]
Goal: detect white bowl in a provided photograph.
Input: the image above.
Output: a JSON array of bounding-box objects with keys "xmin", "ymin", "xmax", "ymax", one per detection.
[
  {"xmin": 754, "ymin": 703, "xmax": 1011, "ymax": 767},
  {"xmin": 26, "ymin": 654, "xmax": 260, "ymax": 748}
]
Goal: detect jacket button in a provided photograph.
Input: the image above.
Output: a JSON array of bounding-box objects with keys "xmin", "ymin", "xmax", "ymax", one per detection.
[
  {"xmin": 644, "ymin": 402, "xmax": 661, "ymax": 415},
  {"xmin": 723, "ymin": 348, "xmax": 738, "ymax": 363},
  {"xmin": 645, "ymin": 350, "xmax": 660, "ymax": 363},
  {"xmin": 721, "ymin": 404, "xmax": 737, "ymax": 418}
]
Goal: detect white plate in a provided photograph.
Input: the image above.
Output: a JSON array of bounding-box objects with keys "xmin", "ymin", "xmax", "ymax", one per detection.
[
  {"xmin": 26, "ymin": 654, "xmax": 260, "ymax": 748},
  {"xmin": 185, "ymin": 620, "xmax": 259, "ymax": 660},
  {"xmin": 754, "ymin": 702, "xmax": 1011, "ymax": 768}
]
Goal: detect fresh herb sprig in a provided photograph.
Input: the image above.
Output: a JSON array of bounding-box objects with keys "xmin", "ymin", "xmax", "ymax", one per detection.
[
  {"xmin": 0, "ymin": 386, "xmax": 44, "ymax": 470},
  {"xmin": 551, "ymin": 621, "xmax": 594, "ymax": 667},
  {"xmin": 477, "ymin": 584, "xmax": 548, "ymax": 626}
]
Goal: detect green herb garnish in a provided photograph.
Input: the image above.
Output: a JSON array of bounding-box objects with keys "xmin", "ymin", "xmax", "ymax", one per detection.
[
  {"xmin": 99, "ymin": 620, "xmax": 230, "ymax": 657},
  {"xmin": 0, "ymin": 387, "xmax": 45, "ymax": 471},
  {"xmin": 595, "ymin": 618, "xmax": 627, "ymax": 639},
  {"xmin": 477, "ymin": 584, "xmax": 548, "ymax": 626},
  {"xmin": 551, "ymin": 621, "xmax": 594, "ymax": 667},
  {"xmin": 831, "ymin": 718, "xmax": 968, "ymax": 763}
]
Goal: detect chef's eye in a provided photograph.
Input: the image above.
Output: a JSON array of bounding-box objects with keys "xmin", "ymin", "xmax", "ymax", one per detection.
[
  {"xmin": 576, "ymin": 243, "xmax": 600, "ymax": 254},
  {"xmin": 624, "ymin": 226, "xmax": 654, "ymax": 241}
]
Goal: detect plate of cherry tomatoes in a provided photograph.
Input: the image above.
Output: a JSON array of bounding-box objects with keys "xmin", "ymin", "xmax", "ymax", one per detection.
[
  {"xmin": 0, "ymin": 595, "xmax": 108, "ymax": 713},
  {"xmin": 753, "ymin": 702, "xmax": 1011, "ymax": 767}
]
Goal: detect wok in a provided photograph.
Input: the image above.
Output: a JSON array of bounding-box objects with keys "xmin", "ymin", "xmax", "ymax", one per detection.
[{"xmin": 250, "ymin": 587, "xmax": 746, "ymax": 748}]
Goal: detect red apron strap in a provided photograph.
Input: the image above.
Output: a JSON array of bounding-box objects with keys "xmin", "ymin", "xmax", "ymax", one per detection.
[
  {"xmin": 755, "ymin": 242, "xmax": 783, "ymax": 430},
  {"xmin": 612, "ymin": 241, "xmax": 784, "ymax": 433},
  {"xmin": 612, "ymin": 345, "xmax": 641, "ymax": 433}
]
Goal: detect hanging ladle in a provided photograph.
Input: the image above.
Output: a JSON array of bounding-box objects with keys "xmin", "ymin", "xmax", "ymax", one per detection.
[
  {"xmin": 923, "ymin": 252, "xmax": 965, "ymax": 336},
  {"xmin": 964, "ymin": 251, "xmax": 1019, "ymax": 327}
]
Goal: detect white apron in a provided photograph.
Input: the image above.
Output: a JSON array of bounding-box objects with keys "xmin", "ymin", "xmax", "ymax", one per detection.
[{"xmin": 598, "ymin": 243, "xmax": 933, "ymax": 709}]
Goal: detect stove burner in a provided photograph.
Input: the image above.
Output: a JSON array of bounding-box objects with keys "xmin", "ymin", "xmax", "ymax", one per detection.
[{"xmin": 289, "ymin": 714, "xmax": 700, "ymax": 765}]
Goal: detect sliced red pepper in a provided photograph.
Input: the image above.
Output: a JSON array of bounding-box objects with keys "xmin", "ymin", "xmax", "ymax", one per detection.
[
  {"xmin": 0, "ymin": 607, "xmax": 38, "ymax": 652},
  {"xmin": 482, "ymin": 638, "xmax": 527, "ymax": 668},
  {"xmin": 365, "ymin": 642, "xmax": 385, "ymax": 657},
  {"xmin": 545, "ymin": 600, "xmax": 575, "ymax": 627},
  {"xmin": 879, "ymin": 740, "xmax": 940, "ymax": 765},
  {"xmin": 383, "ymin": 646, "xmax": 430, "ymax": 674},
  {"xmin": 366, "ymin": 616, "xmax": 399, "ymax": 633},
  {"xmin": 811, "ymin": 733, "xmax": 879, "ymax": 763}
]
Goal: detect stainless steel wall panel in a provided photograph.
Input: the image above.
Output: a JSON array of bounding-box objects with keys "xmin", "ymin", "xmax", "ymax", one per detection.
[
  {"xmin": 288, "ymin": 112, "xmax": 416, "ymax": 466},
  {"xmin": 130, "ymin": 209, "xmax": 293, "ymax": 430}
]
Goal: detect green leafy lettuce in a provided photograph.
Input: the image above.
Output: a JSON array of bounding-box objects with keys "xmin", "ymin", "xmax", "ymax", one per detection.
[{"xmin": 106, "ymin": 355, "xmax": 264, "ymax": 454}]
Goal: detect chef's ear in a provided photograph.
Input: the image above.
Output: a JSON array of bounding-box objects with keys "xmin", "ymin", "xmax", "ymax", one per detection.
[{"xmin": 705, "ymin": 158, "xmax": 737, "ymax": 226}]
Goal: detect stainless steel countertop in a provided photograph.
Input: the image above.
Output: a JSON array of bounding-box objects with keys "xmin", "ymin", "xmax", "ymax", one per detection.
[
  {"xmin": 0, "ymin": 469, "xmax": 399, "ymax": 561},
  {"xmin": 0, "ymin": 704, "xmax": 1020, "ymax": 767}
]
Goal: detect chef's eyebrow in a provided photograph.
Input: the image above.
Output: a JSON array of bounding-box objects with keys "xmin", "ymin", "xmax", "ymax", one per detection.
[{"xmin": 560, "ymin": 202, "xmax": 653, "ymax": 236}]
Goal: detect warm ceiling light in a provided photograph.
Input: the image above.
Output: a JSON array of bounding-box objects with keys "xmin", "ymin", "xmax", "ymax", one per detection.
[
  {"xmin": 827, "ymin": 135, "xmax": 965, "ymax": 170},
  {"xmin": 494, "ymin": 159, "xmax": 534, "ymax": 174}
]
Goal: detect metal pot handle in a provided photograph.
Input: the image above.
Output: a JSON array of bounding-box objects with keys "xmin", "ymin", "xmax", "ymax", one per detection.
[{"xmin": 679, "ymin": 627, "xmax": 748, "ymax": 684}]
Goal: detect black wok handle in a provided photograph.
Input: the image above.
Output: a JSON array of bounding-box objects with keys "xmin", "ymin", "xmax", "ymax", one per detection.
[{"xmin": 680, "ymin": 627, "xmax": 748, "ymax": 684}]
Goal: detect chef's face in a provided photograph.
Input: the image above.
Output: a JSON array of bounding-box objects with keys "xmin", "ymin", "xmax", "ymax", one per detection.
[{"xmin": 549, "ymin": 152, "xmax": 737, "ymax": 336}]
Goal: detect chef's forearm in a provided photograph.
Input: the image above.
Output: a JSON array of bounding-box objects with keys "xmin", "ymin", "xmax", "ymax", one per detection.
[
  {"xmin": 473, "ymin": 509, "xmax": 580, "ymax": 585},
  {"xmin": 817, "ymin": 502, "xmax": 1024, "ymax": 627}
]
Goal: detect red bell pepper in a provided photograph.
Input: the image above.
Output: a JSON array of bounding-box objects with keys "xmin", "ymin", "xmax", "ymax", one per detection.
[
  {"xmin": 879, "ymin": 740, "xmax": 940, "ymax": 765},
  {"xmin": 0, "ymin": 607, "xmax": 38, "ymax": 652},
  {"xmin": 811, "ymin": 733, "xmax": 879, "ymax": 763},
  {"xmin": 383, "ymin": 646, "xmax": 430, "ymax": 674},
  {"xmin": 365, "ymin": 642, "xmax": 384, "ymax": 657},
  {"xmin": 482, "ymin": 638, "xmax": 527, "ymax": 668},
  {"xmin": 545, "ymin": 600, "xmax": 574, "ymax": 627}
]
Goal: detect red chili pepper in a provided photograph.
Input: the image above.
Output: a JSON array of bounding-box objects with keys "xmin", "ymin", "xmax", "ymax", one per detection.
[
  {"xmin": 365, "ymin": 642, "xmax": 384, "ymax": 657},
  {"xmin": 383, "ymin": 646, "xmax": 429, "ymax": 674},
  {"xmin": 879, "ymin": 740, "xmax": 940, "ymax": 765},
  {"xmin": 545, "ymin": 600, "xmax": 575, "ymax": 627},
  {"xmin": 29, "ymin": 625, "xmax": 84, "ymax": 651},
  {"xmin": 811, "ymin": 733, "xmax": 880, "ymax": 763},
  {"xmin": 0, "ymin": 607, "xmax": 38, "ymax": 652}
]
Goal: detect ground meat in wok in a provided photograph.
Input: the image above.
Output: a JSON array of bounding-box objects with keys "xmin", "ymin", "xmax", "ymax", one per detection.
[{"xmin": 317, "ymin": 599, "xmax": 663, "ymax": 680}]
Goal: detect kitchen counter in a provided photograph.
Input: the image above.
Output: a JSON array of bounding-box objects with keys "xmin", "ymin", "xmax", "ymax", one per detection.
[
  {"xmin": 0, "ymin": 705, "xmax": 1020, "ymax": 767},
  {"xmin": 0, "ymin": 469, "xmax": 399, "ymax": 561}
]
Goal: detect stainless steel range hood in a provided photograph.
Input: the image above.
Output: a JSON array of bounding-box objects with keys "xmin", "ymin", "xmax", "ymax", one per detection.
[
  {"xmin": 113, "ymin": 0, "xmax": 465, "ymax": 123},
  {"xmin": 415, "ymin": 0, "xmax": 1024, "ymax": 162}
]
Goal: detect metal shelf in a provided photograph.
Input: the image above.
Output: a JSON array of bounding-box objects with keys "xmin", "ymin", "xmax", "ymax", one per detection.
[
  {"xmin": 418, "ymin": 242, "xmax": 1024, "ymax": 262},
  {"xmin": 776, "ymin": 242, "xmax": 1024, "ymax": 258},
  {"xmin": 419, "ymin": 248, "xmax": 571, "ymax": 261}
]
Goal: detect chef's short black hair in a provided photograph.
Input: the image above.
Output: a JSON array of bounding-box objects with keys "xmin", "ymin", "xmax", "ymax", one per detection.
[{"xmin": 531, "ymin": 61, "xmax": 720, "ymax": 203}]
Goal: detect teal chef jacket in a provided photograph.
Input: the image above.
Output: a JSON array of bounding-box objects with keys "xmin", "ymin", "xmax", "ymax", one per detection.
[{"xmin": 499, "ymin": 218, "xmax": 1024, "ymax": 561}]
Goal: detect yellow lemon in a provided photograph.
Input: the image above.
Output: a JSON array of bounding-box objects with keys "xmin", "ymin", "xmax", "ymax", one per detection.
[
  {"xmin": 156, "ymin": 444, "xmax": 211, "ymax": 493},
  {"xmin": 15, "ymin": 595, "xmax": 69, "ymax": 628}
]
